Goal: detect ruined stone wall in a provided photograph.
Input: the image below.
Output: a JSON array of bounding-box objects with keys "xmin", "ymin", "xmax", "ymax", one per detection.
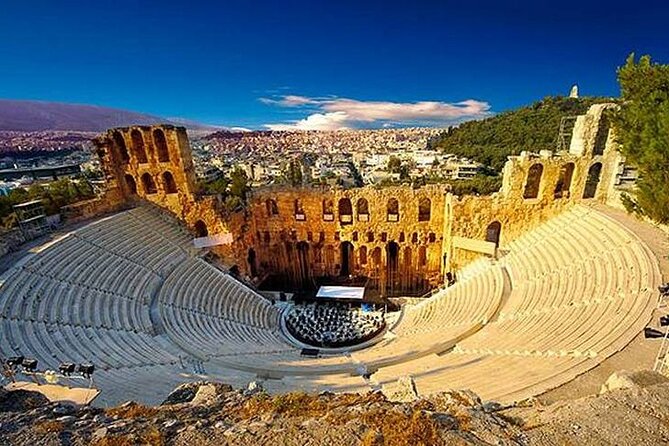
[
  {"xmin": 91, "ymin": 103, "xmax": 625, "ymax": 294},
  {"xmin": 447, "ymin": 103, "xmax": 623, "ymax": 271},
  {"xmin": 241, "ymin": 185, "xmax": 447, "ymax": 296},
  {"xmin": 94, "ymin": 125, "xmax": 199, "ymax": 218}
]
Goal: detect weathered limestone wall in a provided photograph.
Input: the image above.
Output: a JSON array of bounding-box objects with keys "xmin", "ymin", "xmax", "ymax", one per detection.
[
  {"xmin": 94, "ymin": 125, "xmax": 199, "ymax": 218},
  {"xmin": 90, "ymin": 103, "xmax": 625, "ymax": 295},
  {"xmin": 241, "ymin": 185, "xmax": 447, "ymax": 296},
  {"xmin": 448, "ymin": 103, "xmax": 623, "ymax": 271}
]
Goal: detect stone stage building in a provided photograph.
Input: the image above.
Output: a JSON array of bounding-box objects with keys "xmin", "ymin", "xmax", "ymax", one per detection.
[{"xmin": 87, "ymin": 103, "xmax": 625, "ymax": 297}]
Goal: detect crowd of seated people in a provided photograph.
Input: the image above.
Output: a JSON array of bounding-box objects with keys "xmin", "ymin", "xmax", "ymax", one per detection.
[{"xmin": 285, "ymin": 302, "xmax": 385, "ymax": 348}]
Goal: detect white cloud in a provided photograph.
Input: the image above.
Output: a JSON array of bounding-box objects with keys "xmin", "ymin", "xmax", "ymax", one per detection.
[
  {"xmin": 258, "ymin": 95, "xmax": 317, "ymax": 107},
  {"xmin": 265, "ymin": 112, "xmax": 349, "ymax": 131},
  {"xmin": 261, "ymin": 95, "xmax": 491, "ymax": 130}
]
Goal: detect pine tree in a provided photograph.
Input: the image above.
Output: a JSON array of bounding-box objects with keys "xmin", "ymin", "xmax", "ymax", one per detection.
[{"xmin": 614, "ymin": 54, "xmax": 669, "ymax": 223}]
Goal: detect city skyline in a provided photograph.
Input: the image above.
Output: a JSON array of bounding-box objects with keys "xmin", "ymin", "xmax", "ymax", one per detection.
[{"xmin": 1, "ymin": 0, "xmax": 667, "ymax": 129}]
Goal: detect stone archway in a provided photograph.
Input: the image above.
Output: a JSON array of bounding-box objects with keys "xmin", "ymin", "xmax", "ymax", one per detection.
[
  {"xmin": 340, "ymin": 241, "xmax": 354, "ymax": 276},
  {"xmin": 485, "ymin": 221, "xmax": 502, "ymax": 247},
  {"xmin": 386, "ymin": 241, "xmax": 400, "ymax": 295},
  {"xmin": 247, "ymin": 248, "xmax": 257, "ymax": 278}
]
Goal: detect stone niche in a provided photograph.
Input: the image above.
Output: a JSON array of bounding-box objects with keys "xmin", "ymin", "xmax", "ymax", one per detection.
[{"xmin": 91, "ymin": 103, "xmax": 623, "ymax": 294}]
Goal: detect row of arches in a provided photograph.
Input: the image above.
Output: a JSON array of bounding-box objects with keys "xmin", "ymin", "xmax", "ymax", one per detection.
[
  {"xmin": 255, "ymin": 240, "xmax": 434, "ymax": 296},
  {"xmin": 266, "ymin": 196, "xmax": 432, "ymax": 223},
  {"xmin": 113, "ymin": 129, "xmax": 171, "ymax": 165},
  {"xmin": 523, "ymin": 162, "xmax": 603, "ymax": 200},
  {"xmin": 124, "ymin": 171, "xmax": 178, "ymax": 196},
  {"xmin": 257, "ymin": 229, "xmax": 440, "ymax": 246}
]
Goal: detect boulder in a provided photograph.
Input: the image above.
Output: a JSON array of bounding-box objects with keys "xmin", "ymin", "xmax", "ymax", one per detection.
[
  {"xmin": 383, "ymin": 376, "xmax": 419, "ymax": 402},
  {"xmin": 0, "ymin": 389, "xmax": 49, "ymax": 412},
  {"xmin": 600, "ymin": 370, "xmax": 669, "ymax": 394},
  {"xmin": 190, "ymin": 384, "xmax": 219, "ymax": 406}
]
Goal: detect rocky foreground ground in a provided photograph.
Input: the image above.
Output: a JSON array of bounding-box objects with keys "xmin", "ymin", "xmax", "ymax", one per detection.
[{"xmin": 1, "ymin": 370, "xmax": 669, "ymax": 445}]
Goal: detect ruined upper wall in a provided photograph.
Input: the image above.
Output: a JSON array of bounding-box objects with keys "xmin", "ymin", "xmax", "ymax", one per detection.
[
  {"xmin": 93, "ymin": 125, "xmax": 199, "ymax": 218},
  {"xmin": 90, "ymin": 102, "xmax": 627, "ymax": 289}
]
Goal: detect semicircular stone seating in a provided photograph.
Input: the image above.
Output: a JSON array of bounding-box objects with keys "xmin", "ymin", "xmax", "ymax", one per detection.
[{"xmin": 0, "ymin": 203, "xmax": 660, "ymax": 406}]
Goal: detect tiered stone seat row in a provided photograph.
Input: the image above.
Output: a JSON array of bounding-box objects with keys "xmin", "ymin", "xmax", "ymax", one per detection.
[
  {"xmin": 0, "ymin": 205, "xmax": 204, "ymax": 406},
  {"xmin": 376, "ymin": 205, "xmax": 658, "ymax": 403}
]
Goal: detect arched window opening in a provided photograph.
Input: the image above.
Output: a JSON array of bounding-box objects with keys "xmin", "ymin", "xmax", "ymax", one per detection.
[
  {"xmin": 140, "ymin": 173, "xmax": 157, "ymax": 194},
  {"xmin": 340, "ymin": 241, "xmax": 354, "ymax": 276},
  {"xmin": 296, "ymin": 242, "xmax": 309, "ymax": 285},
  {"xmin": 366, "ymin": 232, "xmax": 374, "ymax": 243},
  {"xmin": 263, "ymin": 231, "xmax": 270, "ymax": 244},
  {"xmin": 124, "ymin": 174, "xmax": 137, "ymax": 195},
  {"xmin": 386, "ymin": 242, "xmax": 399, "ymax": 286},
  {"xmin": 371, "ymin": 247, "xmax": 382, "ymax": 268},
  {"xmin": 325, "ymin": 245, "xmax": 335, "ymax": 267},
  {"xmin": 523, "ymin": 163, "xmax": 544, "ymax": 199},
  {"xmin": 428, "ymin": 232, "xmax": 436, "ymax": 243},
  {"xmin": 294, "ymin": 199, "xmax": 305, "ymax": 221},
  {"xmin": 153, "ymin": 129, "xmax": 170, "ymax": 162},
  {"xmin": 352, "ymin": 231, "xmax": 358, "ymax": 242},
  {"xmin": 411, "ymin": 232, "xmax": 418, "ymax": 244},
  {"xmin": 194, "ymin": 220, "xmax": 208, "ymax": 238},
  {"xmin": 266, "ymin": 199, "xmax": 279, "ymax": 217},
  {"xmin": 554, "ymin": 162, "xmax": 575, "ymax": 199},
  {"xmin": 357, "ymin": 198, "xmax": 369, "ymax": 221},
  {"xmin": 162, "ymin": 171, "xmax": 178, "ymax": 194},
  {"xmin": 247, "ymin": 248, "xmax": 257, "ymax": 277},
  {"xmin": 113, "ymin": 131, "xmax": 130, "ymax": 163},
  {"xmin": 131, "ymin": 129, "xmax": 148, "ymax": 164},
  {"xmin": 583, "ymin": 162, "xmax": 603, "ymax": 199},
  {"xmin": 387, "ymin": 198, "xmax": 399, "ymax": 222},
  {"xmin": 418, "ymin": 246, "xmax": 427, "ymax": 267},
  {"xmin": 359, "ymin": 246, "xmax": 368, "ymax": 265},
  {"xmin": 418, "ymin": 197, "xmax": 431, "ymax": 222},
  {"xmin": 314, "ymin": 246, "xmax": 323, "ymax": 264},
  {"xmin": 323, "ymin": 199, "xmax": 334, "ymax": 221},
  {"xmin": 338, "ymin": 198, "xmax": 353, "ymax": 225},
  {"xmin": 593, "ymin": 114, "xmax": 610, "ymax": 156},
  {"xmin": 485, "ymin": 221, "xmax": 502, "ymax": 248},
  {"xmin": 403, "ymin": 246, "xmax": 412, "ymax": 269},
  {"xmin": 399, "ymin": 232, "xmax": 405, "ymax": 243}
]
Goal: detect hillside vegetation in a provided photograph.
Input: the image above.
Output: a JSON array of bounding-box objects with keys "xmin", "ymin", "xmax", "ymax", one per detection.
[
  {"xmin": 614, "ymin": 54, "xmax": 669, "ymax": 224},
  {"xmin": 429, "ymin": 96, "xmax": 612, "ymax": 171}
]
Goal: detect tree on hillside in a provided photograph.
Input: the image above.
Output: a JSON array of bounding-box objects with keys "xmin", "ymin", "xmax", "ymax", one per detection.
[
  {"xmin": 387, "ymin": 156, "xmax": 402, "ymax": 173},
  {"xmin": 281, "ymin": 159, "xmax": 303, "ymax": 187},
  {"xmin": 614, "ymin": 54, "xmax": 669, "ymax": 223},
  {"xmin": 429, "ymin": 96, "xmax": 610, "ymax": 171},
  {"xmin": 229, "ymin": 167, "xmax": 250, "ymax": 201}
]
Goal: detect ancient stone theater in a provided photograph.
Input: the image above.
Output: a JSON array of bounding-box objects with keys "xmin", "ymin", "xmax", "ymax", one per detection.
[{"xmin": 0, "ymin": 103, "xmax": 665, "ymax": 406}]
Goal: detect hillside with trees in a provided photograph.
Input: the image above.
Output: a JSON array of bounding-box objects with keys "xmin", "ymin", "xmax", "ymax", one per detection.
[
  {"xmin": 614, "ymin": 54, "xmax": 669, "ymax": 224},
  {"xmin": 428, "ymin": 96, "xmax": 612, "ymax": 171}
]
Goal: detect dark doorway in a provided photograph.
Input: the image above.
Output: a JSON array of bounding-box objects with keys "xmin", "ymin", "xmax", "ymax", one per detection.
[
  {"xmin": 247, "ymin": 248, "xmax": 257, "ymax": 277},
  {"xmin": 194, "ymin": 220, "xmax": 208, "ymax": 237},
  {"xmin": 583, "ymin": 162, "xmax": 602, "ymax": 199},
  {"xmin": 386, "ymin": 241, "xmax": 399, "ymax": 294},
  {"xmin": 124, "ymin": 174, "xmax": 137, "ymax": 195},
  {"xmin": 297, "ymin": 242, "xmax": 310, "ymax": 286},
  {"xmin": 485, "ymin": 221, "xmax": 502, "ymax": 247},
  {"xmin": 554, "ymin": 163, "xmax": 575, "ymax": 199},
  {"xmin": 340, "ymin": 241, "xmax": 354, "ymax": 276}
]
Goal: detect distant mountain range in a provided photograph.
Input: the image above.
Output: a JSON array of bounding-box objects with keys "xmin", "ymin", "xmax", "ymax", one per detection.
[{"xmin": 0, "ymin": 99, "xmax": 222, "ymax": 133}]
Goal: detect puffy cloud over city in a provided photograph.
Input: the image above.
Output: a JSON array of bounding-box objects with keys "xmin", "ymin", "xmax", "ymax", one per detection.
[{"xmin": 261, "ymin": 95, "xmax": 492, "ymax": 130}]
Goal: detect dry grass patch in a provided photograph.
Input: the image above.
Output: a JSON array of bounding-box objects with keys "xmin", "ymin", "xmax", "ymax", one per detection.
[
  {"xmin": 91, "ymin": 427, "xmax": 164, "ymax": 446},
  {"xmin": 358, "ymin": 409, "xmax": 446, "ymax": 446},
  {"xmin": 34, "ymin": 420, "xmax": 64, "ymax": 434},
  {"xmin": 105, "ymin": 403, "xmax": 159, "ymax": 419},
  {"xmin": 238, "ymin": 391, "xmax": 384, "ymax": 420}
]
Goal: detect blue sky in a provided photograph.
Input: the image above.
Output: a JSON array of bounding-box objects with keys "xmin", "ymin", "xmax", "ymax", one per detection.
[{"xmin": 1, "ymin": 0, "xmax": 667, "ymax": 129}]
